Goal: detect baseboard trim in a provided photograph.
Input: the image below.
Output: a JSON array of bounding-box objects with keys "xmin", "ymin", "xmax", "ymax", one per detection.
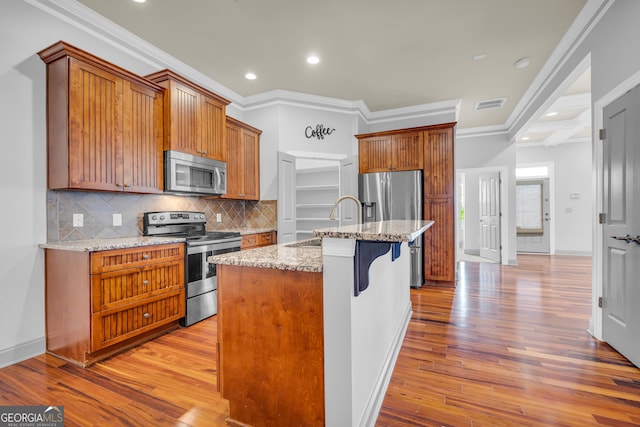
[
  {"xmin": 359, "ymin": 302, "xmax": 412, "ymax": 427},
  {"xmin": 555, "ymin": 250, "xmax": 593, "ymax": 256},
  {"xmin": 0, "ymin": 338, "xmax": 45, "ymax": 368}
]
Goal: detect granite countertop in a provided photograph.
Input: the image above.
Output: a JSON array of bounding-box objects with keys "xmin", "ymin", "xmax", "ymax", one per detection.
[
  {"xmin": 209, "ymin": 240, "xmax": 323, "ymax": 273},
  {"xmin": 314, "ymin": 220, "xmax": 434, "ymax": 242},
  {"xmin": 39, "ymin": 236, "xmax": 185, "ymax": 252},
  {"xmin": 209, "ymin": 220, "xmax": 433, "ymax": 272},
  {"xmin": 222, "ymin": 227, "xmax": 277, "ymax": 235}
]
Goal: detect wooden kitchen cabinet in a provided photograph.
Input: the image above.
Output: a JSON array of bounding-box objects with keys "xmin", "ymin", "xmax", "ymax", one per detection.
[
  {"xmin": 223, "ymin": 117, "xmax": 262, "ymax": 200},
  {"xmin": 241, "ymin": 231, "xmax": 276, "ymax": 249},
  {"xmin": 356, "ymin": 122, "xmax": 456, "ymax": 284},
  {"xmin": 423, "ymin": 125, "xmax": 456, "ymax": 283},
  {"xmin": 45, "ymin": 243, "xmax": 185, "ymax": 366},
  {"xmin": 357, "ymin": 130, "xmax": 423, "ymax": 173},
  {"xmin": 145, "ymin": 69, "xmax": 230, "ymax": 162},
  {"xmin": 38, "ymin": 41, "xmax": 164, "ymax": 194}
]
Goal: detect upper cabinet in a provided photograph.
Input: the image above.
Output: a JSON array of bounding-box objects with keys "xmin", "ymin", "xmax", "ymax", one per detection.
[
  {"xmin": 357, "ymin": 130, "xmax": 423, "ymax": 173},
  {"xmin": 223, "ymin": 117, "xmax": 262, "ymax": 200},
  {"xmin": 423, "ymin": 126, "xmax": 455, "ymax": 198},
  {"xmin": 145, "ymin": 70, "xmax": 230, "ymax": 162},
  {"xmin": 38, "ymin": 41, "xmax": 164, "ymax": 193}
]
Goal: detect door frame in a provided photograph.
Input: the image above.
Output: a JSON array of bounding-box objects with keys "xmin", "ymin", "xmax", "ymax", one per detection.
[
  {"xmin": 455, "ymin": 166, "xmax": 510, "ymax": 265},
  {"xmin": 591, "ymin": 67, "xmax": 640, "ymax": 341},
  {"xmin": 515, "ymin": 162, "xmax": 556, "ymax": 255}
]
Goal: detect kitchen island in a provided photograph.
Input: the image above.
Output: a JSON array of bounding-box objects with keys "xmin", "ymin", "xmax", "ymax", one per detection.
[{"xmin": 209, "ymin": 220, "xmax": 433, "ymax": 427}]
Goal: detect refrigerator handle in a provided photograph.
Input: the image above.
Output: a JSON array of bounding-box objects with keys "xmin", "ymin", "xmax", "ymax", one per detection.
[{"xmin": 384, "ymin": 173, "xmax": 391, "ymax": 219}]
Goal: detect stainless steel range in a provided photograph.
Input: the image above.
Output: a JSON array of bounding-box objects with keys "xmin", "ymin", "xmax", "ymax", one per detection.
[{"xmin": 143, "ymin": 211, "xmax": 241, "ymax": 326}]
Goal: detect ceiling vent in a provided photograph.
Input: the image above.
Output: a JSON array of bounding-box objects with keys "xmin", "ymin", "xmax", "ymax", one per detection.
[{"xmin": 475, "ymin": 98, "xmax": 507, "ymax": 111}]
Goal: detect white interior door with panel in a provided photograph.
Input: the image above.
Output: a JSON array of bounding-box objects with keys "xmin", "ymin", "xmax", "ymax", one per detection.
[
  {"xmin": 602, "ymin": 85, "xmax": 640, "ymax": 368},
  {"xmin": 479, "ymin": 171, "xmax": 501, "ymax": 263},
  {"xmin": 277, "ymin": 152, "xmax": 296, "ymax": 243}
]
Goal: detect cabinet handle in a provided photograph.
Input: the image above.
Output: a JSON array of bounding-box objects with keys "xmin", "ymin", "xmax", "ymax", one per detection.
[
  {"xmin": 143, "ymin": 312, "xmax": 150, "ymax": 319},
  {"xmin": 115, "ymin": 183, "xmax": 123, "ymax": 188},
  {"xmin": 142, "ymin": 254, "xmax": 149, "ymax": 260},
  {"xmin": 239, "ymin": 193, "xmax": 245, "ymax": 197},
  {"xmin": 202, "ymin": 151, "xmax": 208, "ymax": 155},
  {"xmin": 142, "ymin": 280, "xmax": 149, "ymax": 286}
]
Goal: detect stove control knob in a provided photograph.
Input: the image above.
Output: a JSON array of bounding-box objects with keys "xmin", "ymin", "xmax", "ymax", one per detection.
[
  {"xmin": 199, "ymin": 214, "xmax": 205, "ymax": 219},
  {"xmin": 159, "ymin": 215, "xmax": 165, "ymax": 220},
  {"xmin": 151, "ymin": 215, "xmax": 157, "ymax": 220}
]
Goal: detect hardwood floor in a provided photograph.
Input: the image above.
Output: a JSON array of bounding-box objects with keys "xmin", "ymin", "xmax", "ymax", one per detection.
[{"xmin": 1, "ymin": 255, "xmax": 639, "ymax": 426}]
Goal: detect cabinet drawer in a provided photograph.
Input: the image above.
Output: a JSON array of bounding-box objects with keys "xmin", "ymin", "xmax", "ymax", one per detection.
[
  {"xmin": 258, "ymin": 232, "xmax": 275, "ymax": 246},
  {"xmin": 92, "ymin": 289, "xmax": 185, "ymax": 351},
  {"xmin": 91, "ymin": 243, "xmax": 184, "ymax": 274},
  {"xmin": 241, "ymin": 234, "xmax": 259, "ymax": 249},
  {"xmin": 91, "ymin": 261, "xmax": 184, "ymax": 312}
]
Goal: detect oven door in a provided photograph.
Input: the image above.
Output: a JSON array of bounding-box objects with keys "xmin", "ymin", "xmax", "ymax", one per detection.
[{"xmin": 186, "ymin": 239, "xmax": 240, "ymax": 298}]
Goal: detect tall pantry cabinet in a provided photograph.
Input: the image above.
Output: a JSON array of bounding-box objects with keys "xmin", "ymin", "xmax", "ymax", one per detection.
[{"xmin": 357, "ymin": 122, "xmax": 456, "ymax": 285}]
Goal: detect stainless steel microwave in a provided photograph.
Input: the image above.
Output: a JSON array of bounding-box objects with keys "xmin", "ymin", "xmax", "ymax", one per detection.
[{"xmin": 164, "ymin": 150, "xmax": 227, "ymax": 196}]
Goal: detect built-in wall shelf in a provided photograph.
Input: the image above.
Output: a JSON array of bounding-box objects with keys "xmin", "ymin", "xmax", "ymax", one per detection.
[{"xmin": 295, "ymin": 166, "xmax": 340, "ymax": 240}]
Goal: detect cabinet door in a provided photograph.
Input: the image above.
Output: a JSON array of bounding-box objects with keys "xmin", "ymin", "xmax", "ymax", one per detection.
[
  {"xmin": 424, "ymin": 197, "xmax": 455, "ymax": 282},
  {"xmin": 200, "ymin": 94, "xmax": 227, "ymax": 161},
  {"xmin": 224, "ymin": 122, "xmax": 243, "ymax": 198},
  {"xmin": 424, "ymin": 127, "xmax": 454, "ymax": 198},
  {"xmin": 359, "ymin": 136, "xmax": 392, "ymax": 173},
  {"xmin": 122, "ymin": 81, "xmax": 164, "ymax": 193},
  {"xmin": 224, "ymin": 121, "xmax": 260, "ymax": 200},
  {"xmin": 240, "ymin": 128, "xmax": 260, "ymax": 199},
  {"xmin": 166, "ymin": 81, "xmax": 200, "ymax": 157},
  {"xmin": 392, "ymin": 131, "xmax": 423, "ymax": 171},
  {"xmin": 68, "ymin": 58, "xmax": 123, "ymax": 191}
]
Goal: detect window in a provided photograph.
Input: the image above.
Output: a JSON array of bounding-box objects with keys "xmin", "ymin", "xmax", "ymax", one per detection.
[{"xmin": 516, "ymin": 180, "xmax": 544, "ymax": 234}]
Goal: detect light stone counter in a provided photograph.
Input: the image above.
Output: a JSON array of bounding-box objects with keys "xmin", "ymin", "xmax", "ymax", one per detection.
[
  {"xmin": 208, "ymin": 221, "xmax": 433, "ymax": 273},
  {"xmin": 39, "ymin": 236, "xmax": 185, "ymax": 252},
  {"xmin": 314, "ymin": 219, "xmax": 433, "ymax": 242}
]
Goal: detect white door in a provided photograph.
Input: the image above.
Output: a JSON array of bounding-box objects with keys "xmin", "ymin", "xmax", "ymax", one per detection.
[
  {"xmin": 277, "ymin": 152, "xmax": 296, "ymax": 243},
  {"xmin": 339, "ymin": 156, "xmax": 358, "ymax": 225},
  {"xmin": 516, "ymin": 178, "xmax": 551, "ymax": 253},
  {"xmin": 602, "ymin": 85, "xmax": 640, "ymax": 368},
  {"xmin": 479, "ymin": 171, "xmax": 501, "ymax": 263}
]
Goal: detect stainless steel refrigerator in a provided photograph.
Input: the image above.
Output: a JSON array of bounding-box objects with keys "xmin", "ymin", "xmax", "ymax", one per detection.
[{"xmin": 358, "ymin": 170, "xmax": 423, "ymax": 288}]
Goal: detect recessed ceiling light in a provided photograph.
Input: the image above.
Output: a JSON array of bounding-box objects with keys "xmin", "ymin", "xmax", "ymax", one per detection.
[
  {"xmin": 472, "ymin": 54, "xmax": 487, "ymax": 61},
  {"xmin": 132, "ymin": 0, "xmax": 146, "ymax": 3},
  {"xmin": 521, "ymin": 136, "xmax": 530, "ymax": 141},
  {"xmin": 546, "ymin": 111, "xmax": 558, "ymax": 117},
  {"xmin": 514, "ymin": 58, "xmax": 530, "ymax": 69},
  {"xmin": 245, "ymin": 72, "xmax": 257, "ymax": 80},
  {"xmin": 307, "ymin": 56, "xmax": 320, "ymax": 65}
]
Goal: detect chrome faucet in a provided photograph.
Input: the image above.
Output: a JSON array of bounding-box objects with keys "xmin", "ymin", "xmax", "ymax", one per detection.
[{"xmin": 329, "ymin": 195, "xmax": 362, "ymax": 224}]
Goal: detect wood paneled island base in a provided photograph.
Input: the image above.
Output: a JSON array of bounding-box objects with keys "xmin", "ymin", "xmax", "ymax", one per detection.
[{"xmin": 217, "ymin": 265, "xmax": 324, "ymax": 427}]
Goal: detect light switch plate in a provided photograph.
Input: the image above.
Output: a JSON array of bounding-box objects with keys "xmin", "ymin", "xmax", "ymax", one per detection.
[
  {"xmin": 216, "ymin": 213, "xmax": 222, "ymax": 223},
  {"xmin": 73, "ymin": 213, "xmax": 83, "ymax": 227},
  {"xmin": 113, "ymin": 213, "xmax": 122, "ymax": 227}
]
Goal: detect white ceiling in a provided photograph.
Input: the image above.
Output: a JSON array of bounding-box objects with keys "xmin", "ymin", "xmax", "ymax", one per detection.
[{"xmin": 73, "ymin": 0, "xmax": 589, "ymax": 133}]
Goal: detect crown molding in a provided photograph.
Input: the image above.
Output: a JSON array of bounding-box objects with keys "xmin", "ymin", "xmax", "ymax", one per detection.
[
  {"xmin": 455, "ymin": 124, "xmax": 509, "ymax": 139},
  {"xmin": 505, "ymin": 0, "xmax": 613, "ymax": 139},
  {"xmin": 26, "ymin": 0, "xmax": 460, "ymax": 126}
]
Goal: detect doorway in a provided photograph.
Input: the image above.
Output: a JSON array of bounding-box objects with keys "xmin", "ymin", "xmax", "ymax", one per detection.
[
  {"xmin": 516, "ymin": 177, "xmax": 551, "ymax": 253},
  {"xmin": 456, "ymin": 168, "xmax": 504, "ymax": 264}
]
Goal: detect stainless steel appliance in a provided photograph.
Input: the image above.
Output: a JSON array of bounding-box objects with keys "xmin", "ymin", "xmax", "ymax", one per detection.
[
  {"xmin": 359, "ymin": 170, "xmax": 423, "ymax": 287},
  {"xmin": 143, "ymin": 211, "xmax": 241, "ymax": 326},
  {"xmin": 165, "ymin": 150, "xmax": 227, "ymax": 196}
]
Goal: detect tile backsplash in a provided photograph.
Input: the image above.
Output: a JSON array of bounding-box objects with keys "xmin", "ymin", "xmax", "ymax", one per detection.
[{"xmin": 47, "ymin": 190, "xmax": 277, "ymax": 242}]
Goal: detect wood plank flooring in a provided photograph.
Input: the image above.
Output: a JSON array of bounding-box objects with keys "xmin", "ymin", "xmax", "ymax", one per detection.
[{"xmin": 1, "ymin": 255, "xmax": 639, "ymax": 426}]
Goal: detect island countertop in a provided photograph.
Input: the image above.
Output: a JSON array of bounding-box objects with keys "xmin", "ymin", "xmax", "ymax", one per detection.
[
  {"xmin": 314, "ymin": 219, "xmax": 433, "ymax": 242},
  {"xmin": 208, "ymin": 220, "xmax": 433, "ymax": 272}
]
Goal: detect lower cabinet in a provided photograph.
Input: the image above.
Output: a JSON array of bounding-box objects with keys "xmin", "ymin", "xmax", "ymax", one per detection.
[
  {"xmin": 241, "ymin": 231, "xmax": 276, "ymax": 250},
  {"xmin": 45, "ymin": 243, "xmax": 185, "ymax": 366}
]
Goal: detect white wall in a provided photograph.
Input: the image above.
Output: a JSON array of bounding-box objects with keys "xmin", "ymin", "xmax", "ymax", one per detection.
[
  {"xmin": 517, "ymin": 142, "xmax": 593, "ymax": 255},
  {"xmin": 456, "ymin": 133, "xmax": 517, "ymax": 264},
  {"xmin": 0, "ymin": 1, "xmax": 170, "ymax": 366},
  {"xmin": 246, "ymin": 104, "xmax": 359, "ymax": 200}
]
